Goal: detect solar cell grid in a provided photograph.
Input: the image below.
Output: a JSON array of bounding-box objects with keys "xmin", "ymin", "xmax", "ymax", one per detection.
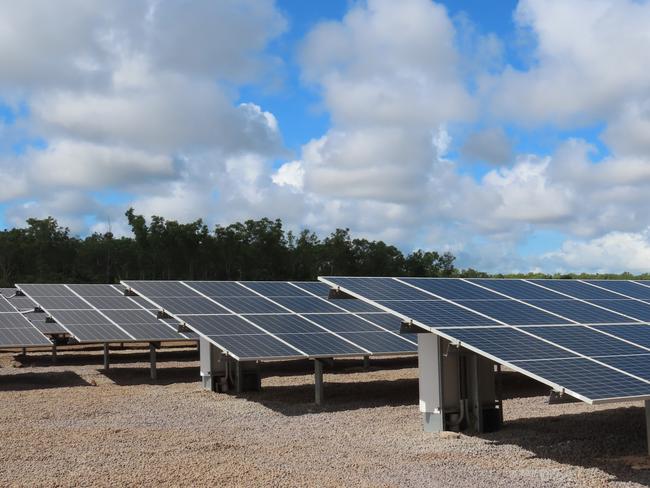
[
  {"xmin": 205, "ymin": 334, "xmax": 302, "ymax": 360},
  {"xmin": 273, "ymin": 296, "xmax": 343, "ymax": 314},
  {"xmin": 177, "ymin": 314, "xmax": 264, "ymax": 336},
  {"xmin": 185, "ymin": 281, "xmax": 257, "ymax": 297},
  {"xmin": 584, "ymin": 300, "xmax": 650, "ymax": 322},
  {"xmin": 400, "ymin": 278, "xmax": 504, "ymax": 300},
  {"xmin": 0, "ymin": 297, "xmax": 15, "ymax": 313},
  {"xmin": 306, "ymin": 314, "xmax": 388, "ymax": 332},
  {"xmin": 67, "ymin": 284, "xmax": 123, "ymax": 297},
  {"xmin": 243, "ymin": 314, "xmax": 325, "ymax": 334},
  {"xmin": 377, "ymin": 300, "xmax": 501, "ymax": 328},
  {"xmin": 337, "ymin": 332, "xmax": 416, "ymax": 353},
  {"xmin": 212, "ymin": 296, "xmax": 286, "ymax": 314},
  {"xmin": 438, "ymin": 327, "xmax": 578, "ymax": 361},
  {"xmin": 454, "ymin": 299, "xmax": 571, "ymax": 325},
  {"xmin": 326, "ymin": 299, "xmax": 383, "ymax": 313},
  {"xmin": 597, "ymin": 354, "xmax": 650, "ymax": 382},
  {"xmin": 530, "ymin": 279, "xmax": 622, "ymax": 299},
  {"xmin": 18, "ymin": 284, "xmax": 76, "ymax": 297},
  {"xmin": 83, "ymin": 296, "xmax": 143, "ymax": 310},
  {"xmin": 321, "ymin": 277, "xmax": 434, "ymax": 301},
  {"xmin": 468, "ymin": 279, "xmax": 563, "ymax": 299},
  {"xmin": 510, "ymin": 357, "xmax": 650, "ymax": 401},
  {"xmin": 585, "ymin": 280, "xmax": 650, "ymax": 299},
  {"xmin": 241, "ymin": 282, "xmax": 310, "ymax": 297},
  {"xmin": 290, "ymin": 281, "xmax": 331, "ymax": 297},
  {"xmin": 522, "ymin": 325, "xmax": 648, "ymax": 357},
  {"xmin": 523, "ymin": 299, "xmax": 635, "ymax": 324},
  {"xmin": 274, "ymin": 332, "xmax": 366, "ymax": 356},
  {"xmin": 123, "ymin": 281, "xmax": 198, "ymax": 298},
  {"xmin": 33, "ymin": 296, "xmax": 93, "ymax": 311},
  {"xmin": 594, "ymin": 324, "xmax": 650, "ymax": 349},
  {"xmin": 153, "ymin": 296, "xmax": 230, "ymax": 315}
]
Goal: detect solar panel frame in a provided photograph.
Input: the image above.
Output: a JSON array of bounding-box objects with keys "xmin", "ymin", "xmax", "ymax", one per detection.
[{"xmin": 0, "ymin": 295, "xmax": 52, "ymax": 348}]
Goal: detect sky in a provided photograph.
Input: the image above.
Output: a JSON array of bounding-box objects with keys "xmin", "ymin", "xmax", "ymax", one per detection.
[{"xmin": 1, "ymin": 0, "xmax": 650, "ymax": 274}]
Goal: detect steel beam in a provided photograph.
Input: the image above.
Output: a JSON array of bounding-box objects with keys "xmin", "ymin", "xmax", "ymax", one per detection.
[
  {"xmin": 103, "ymin": 343, "xmax": 109, "ymax": 371},
  {"xmin": 314, "ymin": 359, "xmax": 324, "ymax": 405},
  {"xmin": 149, "ymin": 343, "xmax": 157, "ymax": 380}
]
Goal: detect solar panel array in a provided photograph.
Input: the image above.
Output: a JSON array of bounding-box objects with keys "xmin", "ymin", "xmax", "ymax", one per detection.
[
  {"xmin": 0, "ymin": 295, "xmax": 52, "ymax": 347},
  {"xmin": 319, "ymin": 277, "xmax": 650, "ymax": 403},
  {"xmin": 122, "ymin": 280, "xmax": 416, "ymax": 361},
  {"xmin": 17, "ymin": 284, "xmax": 193, "ymax": 343}
]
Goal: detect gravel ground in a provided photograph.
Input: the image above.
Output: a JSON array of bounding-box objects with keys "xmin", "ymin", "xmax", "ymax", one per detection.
[{"xmin": 1, "ymin": 345, "xmax": 650, "ymax": 487}]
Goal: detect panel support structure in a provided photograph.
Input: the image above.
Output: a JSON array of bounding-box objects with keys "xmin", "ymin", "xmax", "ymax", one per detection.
[
  {"xmin": 103, "ymin": 343, "xmax": 110, "ymax": 371},
  {"xmin": 149, "ymin": 343, "xmax": 157, "ymax": 380},
  {"xmin": 646, "ymin": 400, "xmax": 650, "ymax": 456},
  {"xmin": 314, "ymin": 359, "xmax": 324, "ymax": 405},
  {"xmin": 418, "ymin": 333, "xmax": 445, "ymax": 432},
  {"xmin": 363, "ymin": 355, "xmax": 370, "ymax": 370}
]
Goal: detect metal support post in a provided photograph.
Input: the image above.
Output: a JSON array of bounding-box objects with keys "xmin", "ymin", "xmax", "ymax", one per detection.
[
  {"xmin": 314, "ymin": 359, "xmax": 324, "ymax": 405},
  {"xmin": 51, "ymin": 343, "xmax": 57, "ymax": 363},
  {"xmin": 149, "ymin": 343, "xmax": 157, "ymax": 380},
  {"xmin": 645, "ymin": 400, "xmax": 650, "ymax": 456},
  {"xmin": 103, "ymin": 343, "xmax": 110, "ymax": 370},
  {"xmin": 363, "ymin": 355, "xmax": 370, "ymax": 370},
  {"xmin": 21, "ymin": 347, "xmax": 26, "ymax": 356},
  {"xmin": 418, "ymin": 334, "xmax": 445, "ymax": 432},
  {"xmin": 235, "ymin": 360, "xmax": 243, "ymax": 393}
]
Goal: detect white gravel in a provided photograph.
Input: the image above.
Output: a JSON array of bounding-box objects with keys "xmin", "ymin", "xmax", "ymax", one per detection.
[{"xmin": 1, "ymin": 345, "xmax": 649, "ymax": 487}]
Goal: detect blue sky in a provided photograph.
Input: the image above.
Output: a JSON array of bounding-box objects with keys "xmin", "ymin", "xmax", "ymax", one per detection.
[{"xmin": 1, "ymin": 0, "xmax": 650, "ymax": 274}]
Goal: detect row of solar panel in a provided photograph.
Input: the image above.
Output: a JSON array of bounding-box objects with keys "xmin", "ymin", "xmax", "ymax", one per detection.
[
  {"xmin": 319, "ymin": 277, "xmax": 650, "ymax": 403},
  {"xmin": 17, "ymin": 284, "xmax": 195, "ymax": 343},
  {"xmin": 123, "ymin": 280, "xmax": 417, "ymax": 361},
  {"xmin": 325, "ymin": 277, "xmax": 650, "ymax": 327},
  {"xmin": 0, "ymin": 294, "xmax": 52, "ymax": 347}
]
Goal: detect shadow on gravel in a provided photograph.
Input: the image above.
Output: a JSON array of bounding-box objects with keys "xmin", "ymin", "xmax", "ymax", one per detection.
[
  {"xmin": 480, "ymin": 405, "xmax": 650, "ymax": 486},
  {"xmin": 499, "ymin": 371, "xmax": 550, "ymax": 399},
  {"xmin": 243, "ymin": 377, "xmax": 419, "ymax": 415},
  {"xmin": 14, "ymin": 347, "xmax": 198, "ymax": 368},
  {"xmin": 102, "ymin": 365, "xmax": 199, "ymax": 386},
  {"xmin": 0, "ymin": 371, "xmax": 91, "ymax": 391},
  {"xmin": 260, "ymin": 356, "xmax": 417, "ymax": 378}
]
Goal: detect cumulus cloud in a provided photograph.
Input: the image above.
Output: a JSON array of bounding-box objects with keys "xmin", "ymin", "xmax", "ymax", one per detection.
[{"xmin": 460, "ymin": 128, "xmax": 513, "ymax": 165}]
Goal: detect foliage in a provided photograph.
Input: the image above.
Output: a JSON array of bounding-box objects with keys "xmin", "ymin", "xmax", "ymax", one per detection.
[{"xmin": 0, "ymin": 210, "xmax": 460, "ymax": 286}]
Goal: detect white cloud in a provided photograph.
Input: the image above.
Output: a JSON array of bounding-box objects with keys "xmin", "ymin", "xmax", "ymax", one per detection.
[
  {"xmin": 460, "ymin": 127, "xmax": 513, "ymax": 165},
  {"xmin": 488, "ymin": 0, "xmax": 650, "ymax": 125},
  {"xmin": 272, "ymin": 161, "xmax": 305, "ymax": 191},
  {"xmin": 543, "ymin": 230, "xmax": 650, "ymax": 274}
]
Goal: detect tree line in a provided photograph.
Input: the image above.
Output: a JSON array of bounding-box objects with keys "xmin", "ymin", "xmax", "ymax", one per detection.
[
  {"xmin": 1, "ymin": 209, "xmax": 647, "ymax": 287},
  {"xmin": 0, "ymin": 209, "xmax": 458, "ymax": 286}
]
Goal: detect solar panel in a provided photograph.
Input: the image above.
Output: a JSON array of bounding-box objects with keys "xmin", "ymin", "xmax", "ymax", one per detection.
[
  {"xmin": 585, "ymin": 280, "xmax": 650, "ymax": 299},
  {"xmin": 18, "ymin": 284, "xmax": 189, "ymax": 343},
  {"xmin": 123, "ymin": 280, "xmax": 417, "ymax": 361},
  {"xmin": 0, "ymin": 296, "xmax": 52, "ymax": 347},
  {"xmin": 510, "ymin": 358, "xmax": 650, "ymax": 401},
  {"xmin": 319, "ymin": 277, "xmax": 650, "ymax": 403}
]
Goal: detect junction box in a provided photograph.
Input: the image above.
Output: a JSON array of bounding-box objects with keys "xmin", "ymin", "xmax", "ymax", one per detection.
[
  {"xmin": 418, "ymin": 333, "xmax": 502, "ymax": 433},
  {"xmin": 199, "ymin": 338, "xmax": 261, "ymax": 393}
]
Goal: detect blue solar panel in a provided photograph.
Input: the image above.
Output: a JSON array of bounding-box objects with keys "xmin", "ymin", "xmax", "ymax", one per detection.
[
  {"xmin": 291, "ymin": 281, "xmax": 332, "ymax": 297},
  {"xmin": 378, "ymin": 300, "xmax": 501, "ymax": 328},
  {"xmin": 469, "ymin": 279, "xmax": 564, "ymax": 299},
  {"xmin": 274, "ymin": 332, "xmax": 366, "ymax": 356},
  {"xmin": 212, "ymin": 296, "xmax": 286, "ymax": 314},
  {"xmin": 272, "ymin": 296, "xmax": 342, "ymax": 314},
  {"xmin": 358, "ymin": 313, "xmax": 404, "ymax": 332},
  {"xmin": 122, "ymin": 281, "xmax": 198, "ymax": 297},
  {"xmin": 510, "ymin": 358, "xmax": 650, "ymax": 401},
  {"xmin": 524, "ymin": 299, "xmax": 633, "ymax": 324},
  {"xmin": 185, "ymin": 281, "xmax": 256, "ymax": 297},
  {"xmin": 440, "ymin": 327, "xmax": 578, "ymax": 361},
  {"xmin": 321, "ymin": 277, "xmax": 433, "ymax": 301},
  {"xmin": 593, "ymin": 324, "xmax": 650, "ymax": 349},
  {"xmin": 524, "ymin": 326, "xmax": 646, "ymax": 357},
  {"xmin": 306, "ymin": 314, "xmax": 389, "ymax": 332},
  {"xmin": 584, "ymin": 299, "xmax": 650, "ymax": 321},
  {"xmin": 337, "ymin": 332, "xmax": 417, "ymax": 353},
  {"xmin": 399, "ymin": 278, "xmax": 503, "ymax": 300},
  {"xmin": 177, "ymin": 314, "xmax": 264, "ymax": 336},
  {"xmin": 530, "ymin": 280, "xmax": 622, "ymax": 299},
  {"xmin": 154, "ymin": 296, "xmax": 231, "ymax": 315},
  {"xmin": 455, "ymin": 300, "xmax": 571, "ymax": 325},
  {"xmin": 206, "ymin": 334, "xmax": 303, "ymax": 360},
  {"xmin": 328, "ymin": 299, "xmax": 383, "ymax": 313},
  {"xmin": 597, "ymin": 354, "xmax": 650, "ymax": 382},
  {"xmin": 244, "ymin": 314, "xmax": 325, "ymax": 334},
  {"xmin": 242, "ymin": 282, "xmax": 310, "ymax": 297},
  {"xmin": 585, "ymin": 280, "xmax": 650, "ymax": 299}
]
